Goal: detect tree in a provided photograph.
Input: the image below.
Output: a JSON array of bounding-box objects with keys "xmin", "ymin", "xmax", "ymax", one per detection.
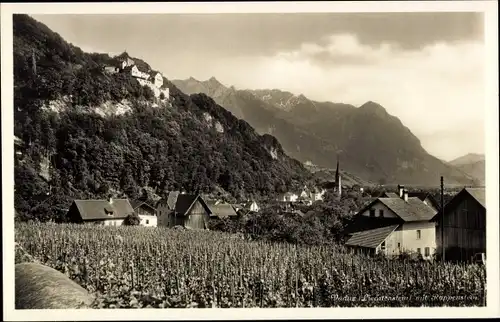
[{"xmin": 123, "ymin": 213, "xmax": 141, "ymax": 226}]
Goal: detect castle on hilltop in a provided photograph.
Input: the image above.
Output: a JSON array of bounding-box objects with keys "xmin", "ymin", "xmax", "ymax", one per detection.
[{"xmin": 103, "ymin": 53, "xmax": 169, "ymax": 100}]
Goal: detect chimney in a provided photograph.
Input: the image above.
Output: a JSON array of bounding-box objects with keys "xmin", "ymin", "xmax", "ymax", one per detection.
[
  {"xmin": 398, "ymin": 185, "xmax": 405, "ymax": 198},
  {"xmin": 109, "ymin": 196, "xmax": 113, "ymax": 204},
  {"xmin": 403, "ymin": 189, "xmax": 408, "ymax": 202}
]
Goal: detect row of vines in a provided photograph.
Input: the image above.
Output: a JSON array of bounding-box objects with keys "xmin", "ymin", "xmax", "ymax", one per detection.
[{"xmin": 15, "ymin": 223, "xmax": 486, "ymax": 308}]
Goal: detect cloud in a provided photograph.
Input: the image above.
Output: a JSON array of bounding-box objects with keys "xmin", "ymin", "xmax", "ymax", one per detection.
[{"xmin": 205, "ymin": 33, "xmax": 484, "ymax": 161}]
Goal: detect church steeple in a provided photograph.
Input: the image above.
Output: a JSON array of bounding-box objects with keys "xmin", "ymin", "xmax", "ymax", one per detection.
[
  {"xmin": 335, "ymin": 158, "xmax": 340, "ymax": 185},
  {"xmin": 335, "ymin": 157, "xmax": 341, "ymax": 198}
]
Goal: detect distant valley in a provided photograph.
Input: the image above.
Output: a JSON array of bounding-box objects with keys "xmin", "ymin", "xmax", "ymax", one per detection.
[{"xmin": 172, "ymin": 77, "xmax": 478, "ymax": 187}]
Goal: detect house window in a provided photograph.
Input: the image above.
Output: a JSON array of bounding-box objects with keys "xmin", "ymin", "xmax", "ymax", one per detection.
[
  {"xmin": 379, "ymin": 209, "xmax": 384, "ymax": 217},
  {"xmin": 369, "ymin": 209, "xmax": 375, "ymax": 217},
  {"xmin": 397, "ymin": 243, "xmax": 401, "ymax": 248},
  {"xmin": 416, "ymin": 230, "xmax": 421, "ymax": 239},
  {"xmin": 424, "ymin": 247, "xmax": 430, "ymax": 257},
  {"xmin": 417, "ymin": 248, "xmax": 421, "ymax": 254},
  {"xmin": 146, "ymin": 219, "xmax": 149, "ymax": 225}
]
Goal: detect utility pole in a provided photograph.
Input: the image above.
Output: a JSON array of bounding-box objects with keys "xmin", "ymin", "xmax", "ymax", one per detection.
[{"xmin": 441, "ymin": 176, "xmax": 445, "ymax": 262}]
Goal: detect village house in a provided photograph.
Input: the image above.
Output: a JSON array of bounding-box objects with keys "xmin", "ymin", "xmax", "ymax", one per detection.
[
  {"xmin": 432, "ymin": 187, "xmax": 486, "ymax": 262},
  {"xmin": 383, "ymin": 185, "xmax": 440, "ymax": 213},
  {"xmin": 206, "ymin": 200, "xmax": 239, "ymax": 220},
  {"xmin": 157, "ymin": 193, "xmax": 213, "ymax": 229},
  {"xmin": 65, "ymin": 198, "xmax": 134, "ymax": 226},
  {"xmin": 129, "ymin": 199, "xmax": 157, "ymax": 227},
  {"xmin": 245, "ymin": 200, "xmax": 260, "ymax": 213},
  {"xmin": 279, "ymin": 192, "xmax": 299, "ymax": 203},
  {"xmin": 345, "ymin": 187, "xmax": 438, "ymax": 259},
  {"xmin": 157, "ymin": 191, "xmax": 181, "ymax": 226},
  {"xmin": 14, "ymin": 136, "xmax": 24, "ymax": 164},
  {"xmin": 231, "ymin": 203, "xmax": 245, "ymax": 212},
  {"xmin": 299, "ymin": 185, "xmax": 311, "ymax": 199}
]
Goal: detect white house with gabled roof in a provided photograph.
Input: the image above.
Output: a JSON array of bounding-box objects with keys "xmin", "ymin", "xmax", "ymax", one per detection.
[{"xmin": 345, "ymin": 188, "xmax": 438, "ymax": 259}]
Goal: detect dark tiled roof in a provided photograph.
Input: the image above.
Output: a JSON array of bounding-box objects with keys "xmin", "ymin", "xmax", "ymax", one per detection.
[
  {"xmin": 345, "ymin": 225, "xmax": 400, "ymax": 249},
  {"xmin": 130, "ymin": 199, "xmax": 157, "ymax": 211},
  {"xmin": 345, "ymin": 217, "xmax": 403, "ymax": 234},
  {"xmin": 432, "ymin": 187, "xmax": 486, "ymax": 221},
  {"xmin": 129, "ymin": 199, "xmax": 143, "ymax": 209},
  {"xmin": 378, "ymin": 197, "xmax": 437, "ymax": 221},
  {"xmin": 174, "ymin": 194, "xmax": 212, "ymax": 216},
  {"xmin": 465, "ymin": 188, "xmax": 485, "ymax": 208},
  {"xmin": 73, "ymin": 199, "xmax": 134, "ymax": 221}
]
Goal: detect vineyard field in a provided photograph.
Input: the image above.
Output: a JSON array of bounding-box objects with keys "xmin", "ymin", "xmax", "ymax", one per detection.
[{"xmin": 15, "ymin": 223, "xmax": 486, "ymax": 308}]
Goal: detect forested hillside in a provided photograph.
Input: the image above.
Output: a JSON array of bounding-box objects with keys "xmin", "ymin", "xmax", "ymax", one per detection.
[{"xmin": 13, "ymin": 14, "xmax": 310, "ymax": 222}]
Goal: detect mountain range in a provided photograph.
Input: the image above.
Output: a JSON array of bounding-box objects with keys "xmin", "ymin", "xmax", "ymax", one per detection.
[
  {"xmin": 172, "ymin": 77, "xmax": 479, "ymax": 186},
  {"xmin": 448, "ymin": 153, "xmax": 485, "ymax": 186}
]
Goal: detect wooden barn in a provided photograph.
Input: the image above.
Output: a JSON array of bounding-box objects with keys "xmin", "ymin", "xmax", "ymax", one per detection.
[
  {"xmin": 158, "ymin": 194, "xmax": 213, "ymax": 229},
  {"xmin": 432, "ymin": 187, "xmax": 486, "ymax": 262}
]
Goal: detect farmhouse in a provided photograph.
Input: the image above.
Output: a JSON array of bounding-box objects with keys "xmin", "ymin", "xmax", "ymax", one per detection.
[
  {"xmin": 157, "ymin": 191, "xmax": 181, "ymax": 226},
  {"xmin": 14, "ymin": 136, "xmax": 24, "ymax": 163},
  {"xmin": 383, "ymin": 185, "xmax": 440, "ymax": 213},
  {"xmin": 311, "ymin": 188, "xmax": 326, "ymax": 202},
  {"xmin": 279, "ymin": 192, "xmax": 299, "ymax": 203},
  {"xmin": 158, "ymin": 194, "xmax": 213, "ymax": 229},
  {"xmin": 245, "ymin": 200, "xmax": 260, "ymax": 213},
  {"xmin": 299, "ymin": 186, "xmax": 312, "ymax": 199},
  {"xmin": 130, "ymin": 199, "xmax": 157, "ymax": 227},
  {"xmin": 432, "ymin": 187, "xmax": 486, "ymax": 262},
  {"xmin": 206, "ymin": 201, "xmax": 239, "ymax": 219},
  {"xmin": 66, "ymin": 198, "xmax": 134, "ymax": 226},
  {"xmin": 345, "ymin": 188, "xmax": 438, "ymax": 259}
]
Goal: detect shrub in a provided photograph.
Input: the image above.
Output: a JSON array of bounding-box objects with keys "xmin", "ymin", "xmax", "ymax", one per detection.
[{"xmin": 123, "ymin": 213, "xmax": 141, "ymax": 226}]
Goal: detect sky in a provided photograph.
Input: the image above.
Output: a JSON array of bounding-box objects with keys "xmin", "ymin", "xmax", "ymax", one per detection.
[{"xmin": 31, "ymin": 13, "xmax": 486, "ymax": 161}]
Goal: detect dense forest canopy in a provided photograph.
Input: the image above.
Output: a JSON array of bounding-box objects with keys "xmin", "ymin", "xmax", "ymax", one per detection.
[{"xmin": 13, "ymin": 14, "xmax": 311, "ymax": 222}]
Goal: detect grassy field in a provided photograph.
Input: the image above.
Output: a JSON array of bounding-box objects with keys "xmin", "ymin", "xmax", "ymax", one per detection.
[{"xmin": 15, "ymin": 223, "xmax": 486, "ymax": 308}]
